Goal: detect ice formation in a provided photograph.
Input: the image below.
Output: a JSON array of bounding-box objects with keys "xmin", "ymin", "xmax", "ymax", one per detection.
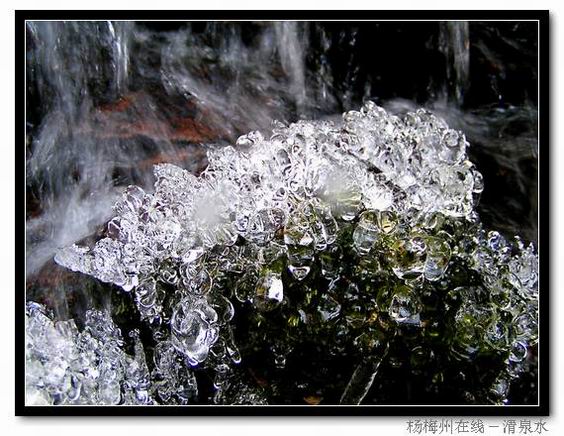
[
  {"xmin": 32, "ymin": 102, "xmax": 540, "ymax": 405},
  {"xmin": 25, "ymin": 302, "xmax": 152, "ymax": 405}
]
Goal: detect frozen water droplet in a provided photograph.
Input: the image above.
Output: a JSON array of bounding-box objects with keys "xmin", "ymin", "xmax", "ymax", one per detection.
[
  {"xmin": 352, "ymin": 210, "xmax": 386, "ymax": 255},
  {"xmin": 287, "ymin": 244, "xmax": 313, "ymax": 281},
  {"xmin": 424, "ymin": 236, "xmax": 451, "ymax": 281},
  {"xmin": 513, "ymin": 311, "xmax": 538, "ymax": 344},
  {"xmin": 180, "ymin": 264, "xmax": 213, "ymax": 295},
  {"xmin": 390, "ymin": 234, "xmax": 427, "ymax": 280},
  {"xmin": 489, "ymin": 376, "xmax": 510, "ymax": 401},
  {"xmin": 387, "ymin": 285, "xmax": 421, "ymax": 325},
  {"xmin": 170, "ymin": 299, "xmax": 219, "ymax": 366},
  {"xmin": 135, "ymin": 278, "xmax": 162, "ymax": 321},
  {"xmin": 472, "ymin": 168, "xmax": 484, "ymax": 193},
  {"xmin": 317, "ymin": 293, "xmax": 341, "ymax": 322},
  {"xmin": 254, "ymin": 272, "xmax": 284, "ymax": 312},
  {"xmin": 246, "ymin": 208, "xmax": 285, "ymax": 245},
  {"xmin": 318, "ymin": 245, "xmax": 342, "ymax": 279},
  {"xmin": 509, "ymin": 341, "xmax": 528, "ymax": 362}
]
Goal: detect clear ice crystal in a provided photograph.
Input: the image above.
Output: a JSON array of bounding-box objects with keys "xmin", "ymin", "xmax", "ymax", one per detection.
[
  {"xmin": 25, "ymin": 302, "xmax": 152, "ymax": 405},
  {"xmin": 55, "ymin": 102, "xmax": 484, "ymax": 295},
  {"xmin": 151, "ymin": 340, "xmax": 199, "ymax": 404},
  {"xmin": 254, "ymin": 271, "xmax": 284, "ymax": 312},
  {"xmin": 170, "ymin": 298, "xmax": 219, "ymax": 366}
]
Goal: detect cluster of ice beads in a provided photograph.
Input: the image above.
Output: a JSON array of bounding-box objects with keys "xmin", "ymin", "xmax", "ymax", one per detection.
[{"xmin": 46, "ymin": 102, "xmax": 538, "ymax": 405}]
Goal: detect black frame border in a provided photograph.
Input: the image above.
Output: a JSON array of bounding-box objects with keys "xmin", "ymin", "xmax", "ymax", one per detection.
[{"xmin": 16, "ymin": 9, "xmax": 550, "ymax": 417}]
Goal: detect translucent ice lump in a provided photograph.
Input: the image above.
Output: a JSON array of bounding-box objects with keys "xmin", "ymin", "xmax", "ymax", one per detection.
[{"xmin": 46, "ymin": 102, "xmax": 539, "ymax": 405}]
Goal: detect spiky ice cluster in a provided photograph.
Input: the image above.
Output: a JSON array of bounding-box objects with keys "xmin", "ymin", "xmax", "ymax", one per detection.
[
  {"xmin": 45, "ymin": 101, "xmax": 539, "ymax": 405},
  {"xmin": 25, "ymin": 302, "xmax": 152, "ymax": 405}
]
